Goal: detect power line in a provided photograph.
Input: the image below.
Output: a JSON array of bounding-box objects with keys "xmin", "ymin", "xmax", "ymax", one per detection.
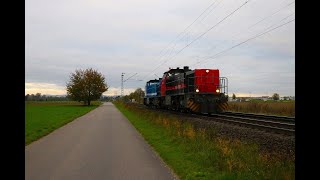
[
  {"xmin": 124, "ymin": 73, "xmax": 138, "ymax": 82},
  {"xmin": 193, "ymin": 18, "xmax": 295, "ymax": 66},
  {"xmin": 248, "ymin": 1, "xmax": 295, "ymax": 30},
  {"xmin": 159, "ymin": 0, "xmax": 251, "ymax": 70},
  {"xmin": 143, "ymin": 0, "xmax": 251, "ymax": 81},
  {"xmin": 158, "ymin": 0, "xmax": 220, "ymax": 59},
  {"xmin": 215, "ymin": 1, "xmax": 295, "ymax": 48},
  {"xmin": 188, "ymin": 12, "xmax": 295, "ymax": 65},
  {"xmin": 171, "ymin": 0, "xmax": 294, "ymax": 69},
  {"xmin": 141, "ymin": 0, "xmax": 223, "ymax": 80},
  {"xmin": 173, "ymin": 7, "xmax": 295, "ymax": 69},
  {"xmin": 169, "ymin": 0, "xmax": 224, "ymax": 51},
  {"xmin": 198, "ymin": 0, "xmax": 224, "ymax": 26}
]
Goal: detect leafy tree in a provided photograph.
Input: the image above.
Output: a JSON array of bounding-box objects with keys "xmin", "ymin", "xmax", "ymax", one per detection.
[
  {"xmin": 66, "ymin": 68, "xmax": 108, "ymax": 105},
  {"xmin": 35, "ymin": 93, "xmax": 41, "ymax": 100},
  {"xmin": 127, "ymin": 88, "xmax": 145, "ymax": 104},
  {"xmin": 30, "ymin": 94, "xmax": 35, "ymax": 101},
  {"xmin": 272, "ymin": 93, "xmax": 279, "ymax": 100},
  {"xmin": 128, "ymin": 88, "xmax": 145, "ymax": 104},
  {"xmin": 232, "ymin": 93, "xmax": 236, "ymax": 100}
]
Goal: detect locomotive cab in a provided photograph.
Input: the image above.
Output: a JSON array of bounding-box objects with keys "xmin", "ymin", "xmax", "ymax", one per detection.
[
  {"xmin": 185, "ymin": 69, "xmax": 228, "ymax": 113},
  {"xmin": 143, "ymin": 79, "xmax": 160, "ymax": 106}
]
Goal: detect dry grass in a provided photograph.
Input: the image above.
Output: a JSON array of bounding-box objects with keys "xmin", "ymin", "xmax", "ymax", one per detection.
[
  {"xmin": 115, "ymin": 102, "xmax": 295, "ymax": 179},
  {"xmin": 227, "ymin": 101, "xmax": 295, "ymax": 117}
]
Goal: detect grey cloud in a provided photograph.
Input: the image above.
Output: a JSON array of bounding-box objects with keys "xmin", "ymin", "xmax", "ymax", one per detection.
[{"xmin": 26, "ymin": 0, "xmax": 294, "ymax": 96}]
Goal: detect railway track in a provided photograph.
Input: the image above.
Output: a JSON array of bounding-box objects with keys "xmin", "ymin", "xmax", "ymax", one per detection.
[
  {"xmin": 208, "ymin": 112, "xmax": 295, "ymax": 135},
  {"xmin": 135, "ymin": 104, "xmax": 295, "ymax": 136},
  {"xmin": 221, "ymin": 111, "xmax": 295, "ymax": 123}
]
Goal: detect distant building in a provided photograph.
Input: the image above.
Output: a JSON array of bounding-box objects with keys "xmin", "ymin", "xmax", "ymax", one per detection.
[
  {"xmin": 228, "ymin": 95, "xmax": 296, "ymax": 102},
  {"xmin": 289, "ymin": 96, "xmax": 295, "ymax": 100},
  {"xmin": 247, "ymin": 96, "xmax": 268, "ymax": 101},
  {"xmin": 280, "ymin": 96, "xmax": 295, "ymax": 101},
  {"xmin": 261, "ymin": 96, "xmax": 269, "ymax": 101}
]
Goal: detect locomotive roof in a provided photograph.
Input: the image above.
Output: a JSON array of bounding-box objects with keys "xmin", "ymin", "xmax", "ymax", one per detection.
[
  {"xmin": 147, "ymin": 79, "xmax": 160, "ymax": 83},
  {"xmin": 164, "ymin": 68, "xmax": 186, "ymax": 74}
]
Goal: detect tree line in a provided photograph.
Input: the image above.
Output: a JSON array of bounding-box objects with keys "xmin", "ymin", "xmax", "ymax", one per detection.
[{"xmin": 25, "ymin": 93, "xmax": 69, "ymax": 101}]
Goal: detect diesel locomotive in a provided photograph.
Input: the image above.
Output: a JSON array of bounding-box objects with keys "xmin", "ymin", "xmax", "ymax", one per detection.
[{"xmin": 143, "ymin": 66, "xmax": 228, "ymax": 114}]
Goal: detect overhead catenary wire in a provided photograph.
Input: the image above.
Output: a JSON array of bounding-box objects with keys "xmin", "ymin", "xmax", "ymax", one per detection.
[
  {"xmin": 197, "ymin": 0, "xmax": 224, "ymax": 25},
  {"xmin": 170, "ymin": 0, "xmax": 251, "ymax": 58},
  {"xmin": 169, "ymin": 0, "xmax": 224, "ymax": 50},
  {"xmin": 124, "ymin": 73, "xmax": 137, "ymax": 82},
  {"xmin": 142, "ymin": 0, "xmax": 251, "ymax": 80},
  {"xmin": 141, "ymin": 0, "xmax": 225, "ymax": 80},
  {"xmin": 169, "ymin": 1, "xmax": 294, "ymax": 69},
  {"xmin": 193, "ymin": 18, "xmax": 295, "ymax": 66},
  {"xmin": 156, "ymin": 0, "xmax": 251, "ymax": 71},
  {"xmin": 248, "ymin": 1, "xmax": 295, "ymax": 30},
  {"xmin": 207, "ymin": 2, "xmax": 295, "ymax": 56},
  {"xmin": 181, "ymin": 10, "xmax": 295, "ymax": 68},
  {"xmin": 159, "ymin": 0, "xmax": 221, "ymax": 58}
]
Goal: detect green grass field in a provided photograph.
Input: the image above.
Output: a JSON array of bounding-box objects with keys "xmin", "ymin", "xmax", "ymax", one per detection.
[
  {"xmin": 114, "ymin": 101, "xmax": 294, "ymax": 180},
  {"xmin": 25, "ymin": 101, "xmax": 101, "ymax": 145}
]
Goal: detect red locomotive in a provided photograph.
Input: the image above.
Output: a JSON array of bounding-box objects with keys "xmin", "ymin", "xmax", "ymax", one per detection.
[{"xmin": 144, "ymin": 66, "xmax": 228, "ymax": 114}]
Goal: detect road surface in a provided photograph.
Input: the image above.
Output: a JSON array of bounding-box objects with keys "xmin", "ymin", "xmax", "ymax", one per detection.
[{"xmin": 25, "ymin": 102, "xmax": 177, "ymax": 180}]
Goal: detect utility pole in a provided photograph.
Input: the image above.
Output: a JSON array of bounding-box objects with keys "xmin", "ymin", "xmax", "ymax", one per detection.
[
  {"xmin": 121, "ymin": 73, "xmax": 125, "ymax": 97},
  {"xmin": 121, "ymin": 72, "xmax": 141, "ymax": 98}
]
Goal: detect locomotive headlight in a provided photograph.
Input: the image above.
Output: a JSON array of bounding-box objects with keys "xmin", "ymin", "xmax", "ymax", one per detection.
[
  {"xmin": 216, "ymin": 89, "xmax": 220, "ymax": 93},
  {"xmin": 206, "ymin": 69, "xmax": 209, "ymax": 73},
  {"xmin": 196, "ymin": 89, "xmax": 199, "ymax": 93}
]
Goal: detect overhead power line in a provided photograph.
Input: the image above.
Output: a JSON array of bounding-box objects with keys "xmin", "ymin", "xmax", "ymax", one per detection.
[
  {"xmin": 183, "ymin": 11, "xmax": 295, "ymax": 68},
  {"xmin": 248, "ymin": 1, "xmax": 295, "ymax": 30},
  {"xmin": 158, "ymin": 0, "xmax": 220, "ymax": 58},
  {"xmin": 170, "ymin": 1, "xmax": 294, "ymax": 69},
  {"xmin": 174, "ymin": 0, "xmax": 250, "ymax": 55},
  {"xmin": 160, "ymin": 0, "xmax": 251, "ymax": 67},
  {"xmin": 142, "ymin": 0, "xmax": 223, "ymax": 80},
  {"xmin": 124, "ymin": 73, "xmax": 138, "ymax": 82},
  {"xmin": 142, "ymin": 0, "xmax": 251, "ymax": 80},
  {"xmin": 193, "ymin": 18, "xmax": 295, "ymax": 66},
  {"xmin": 171, "ymin": 0, "xmax": 224, "ymax": 49}
]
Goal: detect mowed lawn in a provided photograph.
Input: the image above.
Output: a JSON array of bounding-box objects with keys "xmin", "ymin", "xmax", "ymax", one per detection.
[{"xmin": 25, "ymin": 101, "xmax": 101, "ymax": 145}]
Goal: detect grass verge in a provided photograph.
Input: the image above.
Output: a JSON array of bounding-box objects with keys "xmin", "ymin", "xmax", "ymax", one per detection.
[
  {"xmin": 228, "ymin": 101, "xmax": 295, "ymax": 117},
  {"xmin": 114, "ymin": 101, "xmax": 294, "ymax": 180},
  {"xmin": 25, "ymin": 101, "xmax": 101, "ymax": 145}
]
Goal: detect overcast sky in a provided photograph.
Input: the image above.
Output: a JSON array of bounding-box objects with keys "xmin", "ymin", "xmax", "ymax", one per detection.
[{"xmin": 25, "ymin": 0, "xmax": 295, "ymax": 97}]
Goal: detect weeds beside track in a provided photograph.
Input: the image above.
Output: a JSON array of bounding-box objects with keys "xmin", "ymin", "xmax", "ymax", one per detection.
[{"xmin": 114, "ymin": 101, "xmax": 295, "ymax": 180}]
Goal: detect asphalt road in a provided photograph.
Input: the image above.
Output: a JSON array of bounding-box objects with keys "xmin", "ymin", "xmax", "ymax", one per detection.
[{"xmin": 25, "ymin": 102, "xmax": 177, "ymax": 180}]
